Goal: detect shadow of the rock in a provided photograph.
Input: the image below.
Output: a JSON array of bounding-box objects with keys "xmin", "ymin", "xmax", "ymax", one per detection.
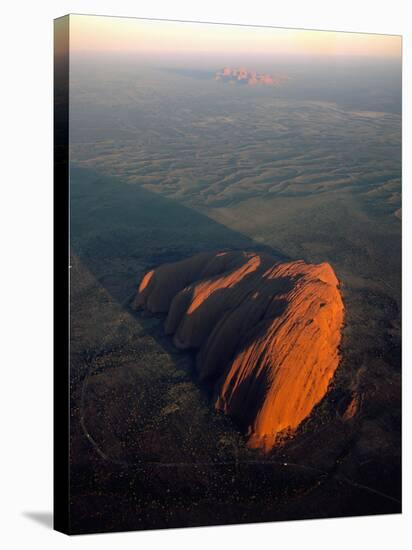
[{"xmin": 70, "ymin": 164, "xmax": 289, "ymax": 306}]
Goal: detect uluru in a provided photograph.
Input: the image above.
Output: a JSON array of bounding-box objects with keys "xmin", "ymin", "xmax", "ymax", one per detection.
[{"xmin": 133, "ymin": 251, "xmax": 344, "ymax": 452}]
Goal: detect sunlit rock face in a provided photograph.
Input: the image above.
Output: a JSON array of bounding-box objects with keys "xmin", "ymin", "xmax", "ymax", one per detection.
[
  {"xmin": 215, "ymin": 67, "xmax": 287, "ymax": 87},
  {"xmin": 134, "ymin": 251, "xmax": 344, "ymax": 452}
]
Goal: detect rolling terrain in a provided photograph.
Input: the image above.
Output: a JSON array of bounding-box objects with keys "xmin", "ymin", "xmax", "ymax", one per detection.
[{"xmin": 67, "ymin": 57, "xmax": 401, "ymax": 532}]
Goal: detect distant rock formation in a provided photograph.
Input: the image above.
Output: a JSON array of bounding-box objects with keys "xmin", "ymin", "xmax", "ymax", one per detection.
[
  {"xmin": 134, "ymin": 251, "xmax": 344, "ymax": 452},
  {"xmin": 215, "ymin": 67, "xmax": 287, "ymax": 87}
]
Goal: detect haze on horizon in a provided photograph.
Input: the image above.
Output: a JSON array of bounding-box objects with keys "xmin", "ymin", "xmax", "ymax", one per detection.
[{"xmin": 68, "ymin": 14, "xmax": 401, "ymax": 63}]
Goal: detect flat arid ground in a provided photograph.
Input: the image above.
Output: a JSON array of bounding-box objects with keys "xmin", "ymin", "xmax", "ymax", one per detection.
[{"xmin": 68, "ymin": 56, "xmax": 401, "ymax": 533}]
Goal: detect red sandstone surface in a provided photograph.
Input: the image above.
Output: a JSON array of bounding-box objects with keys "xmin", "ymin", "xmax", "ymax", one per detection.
[
  {"xmin": 215, "ymin": 67, "xmax": 287, "ymax": 87},
  {"xmin": 134, "ymin": 251, "xmax": 344, "ymax": 452},
  {"xmin": 342, "ymin": 394, "xmax": 360, "ymax": 421}
]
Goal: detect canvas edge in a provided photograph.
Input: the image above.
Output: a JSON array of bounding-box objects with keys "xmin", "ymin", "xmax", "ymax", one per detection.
[{"xmin": 53, "ymin": 13, "xmax": 71, "ymax": 536}]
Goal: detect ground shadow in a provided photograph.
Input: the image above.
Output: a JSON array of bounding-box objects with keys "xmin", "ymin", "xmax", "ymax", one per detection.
[
  {"xmin": 69, "ymin": 164, "xmax": 289, "ymax": 302},
  {"xmin": 23, "ymin": 511, "xmax": 53, "ymax": 530}
]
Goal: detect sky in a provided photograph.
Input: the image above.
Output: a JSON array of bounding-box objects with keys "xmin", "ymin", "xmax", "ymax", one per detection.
[{"xmin": 68, "ymin": 14, "xmax": 401, "ymax": 59}]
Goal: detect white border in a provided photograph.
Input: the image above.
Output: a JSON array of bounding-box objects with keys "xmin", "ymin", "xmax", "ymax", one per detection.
[{"xmin": 0, "ymin": 1, "xmax": 410, "ymax": 548}]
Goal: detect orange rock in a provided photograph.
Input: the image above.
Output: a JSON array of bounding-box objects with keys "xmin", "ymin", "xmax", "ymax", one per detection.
[
  {"xmin": 134, "ymin": 251, "xmax": 344, "ymax": 452},
  {"xmin": 214, "ymin": 67, "xmax": 287, "ymax": 87},
  {"xmin": 342, "ymin": 394, "xmax": 360, "ymax": 421}
]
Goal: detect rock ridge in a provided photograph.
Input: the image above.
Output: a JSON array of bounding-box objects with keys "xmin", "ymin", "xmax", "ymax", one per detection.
[{"xmin": 134, "ymin": 250, "xmax": 344, "ymax": 452}]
